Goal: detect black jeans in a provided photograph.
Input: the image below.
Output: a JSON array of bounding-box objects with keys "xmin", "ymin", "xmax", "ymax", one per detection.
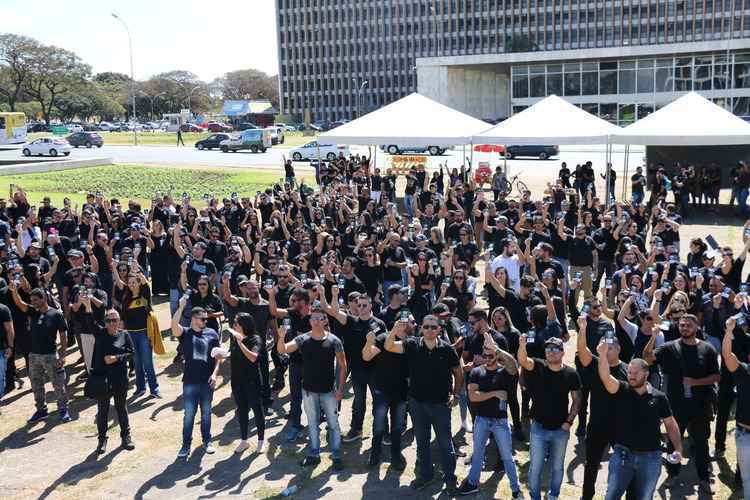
[
  {"xmin": 259, "ymin": 352, "xmax": 272, "ymax": 406},
  {"xmin": 507, "ymin": 375, "xmax": 523, "ymax": 433},
  {"xmin": 97, "ymin": 391, "xmax": 130, "ymax": 440},
  {"xmin": 715, "ymin": 362, "xmax": 736, "ymax": 450},
  {"xmin": 288, "ymin": 362, "xmax": 303, "ymax": 429},
  {"xmin": 232, "ymin": 382, "xmax": 265, "ymax": 441},
  {"xmin": 666, "ymin": 411, "xmax": 712, "ymax": 481},
  {"xmin": 350, "ymin": 368, "xmax": 374, "ymax": 432},
  {"xmin": 582, "ymin": 422, "xmax": 614, "ymax": 500},
  {"xmin": 593, "ymin": 261, "xmax": 616, "ymax": 295},
  {"xmin": 270, "ymin": 343, "xmax": 287, "ymax": 384}
]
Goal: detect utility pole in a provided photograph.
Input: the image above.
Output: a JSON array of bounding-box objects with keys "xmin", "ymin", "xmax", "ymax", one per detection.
[{"xmin": 112, "ymin": 12, "xmax": 138, "ymax": 145}]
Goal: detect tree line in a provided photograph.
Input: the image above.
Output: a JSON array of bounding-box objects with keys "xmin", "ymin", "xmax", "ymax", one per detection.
[{"xmin": 0, "ymin": 33, "xmax": 279, "ymax": 125}]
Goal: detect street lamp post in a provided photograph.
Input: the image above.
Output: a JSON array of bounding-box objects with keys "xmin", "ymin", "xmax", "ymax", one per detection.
[
  {"xmin": 112, "ymin": 12, "xmax": 138, "ymax": 145},
  {"xmin": 186, "ymin": 85, "xmax": 202, "ymax": 115},
  {"xmin": 139, "ymin": 91, "xmax": 167, "ymax": 120},
  {"xmin": 351, "ymin": 79, "xmax": 368, "ymax": 118}
]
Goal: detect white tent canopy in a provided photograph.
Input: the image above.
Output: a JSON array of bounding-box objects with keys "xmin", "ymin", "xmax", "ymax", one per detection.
[
  {"xmin": 472, "ymin": 94, "xmax": 621, "ymax": 145},
  {"xmin": 612, "ymin": 92, "xmax": 750, "ymax": 145},
  {"xmin": 318, "ymin": 93, "xmax": 491, "ymax": 146}
]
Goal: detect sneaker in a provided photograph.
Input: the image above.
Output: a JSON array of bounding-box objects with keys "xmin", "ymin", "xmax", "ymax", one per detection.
[
  {"xmin": 59, "ymin": 409, "xmax": 72, "ymax": 423},
  {"xmin": 286, "ymin": 427, "xmax": 303, "ymax": 443},
  {"xmin": 235, "ymin": 440, "xmax": 250, "ymax": 454},
  {"xmin": 343, "ymin": 429, "xmax": 362, "ymax": 442},
  {"xmin": 391, "ymin": 454, "xmax": 407, "ymax": 471},
  {"xmin": 150, "ymin": 390, "xmax": 163, "ymax": 399},
  {"xmin": 177, "ymin": 445, "xmax": 190, "ymax": 458},
  {"xmin": 699, "ymin": 480, "xmax": 715, "ymax": 494},
  {"xmin": 203, "ymin": 443, "xmax": 216, "ymax": 454},
  {"xmin": 332, "ymin": 458, "xmax": 344, "ymax": 471},
  {"xmin": 300, "ymin": 455, "xmax": 321, "ymax": 467},
  {"xmin": 132, "ymin": 389, "xmax": 146, "ymax": 398},
  {"xmin": 96, "ymin": 438, "xmax": 108, "ymax": 455},
  {"xmin": 383, "ymin": 434, "xmax": 392, "ymax": 446},
  {"xmin": 121, "ymin": 435, "xmax": 135, "ymax": 451},
  {"xmin": 368, "ymin": 451, "xmax": 381, "ymax": 467},
  {"xmin": 28, "ymin": 409, "xmax": 48, "ymax": 424},
  {"xmin": 511, "ymin": 490, "xmax": 524, "ymax": 500},
  {"xmin": 256, "ymin": 440, "xmax": 266, "ymax": 454},
  {"xmin": 411, "ymin": 477, "xmax": 435, "ymax": 490}
]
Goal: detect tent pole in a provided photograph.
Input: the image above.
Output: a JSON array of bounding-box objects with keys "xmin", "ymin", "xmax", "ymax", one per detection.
[
  {"xmin": 605, "ymin": 140, "xmax": 612, "ymax": 209},
  {"xmin": 622, "ymin": 145, "xmax": 630, "ymax": 202}
]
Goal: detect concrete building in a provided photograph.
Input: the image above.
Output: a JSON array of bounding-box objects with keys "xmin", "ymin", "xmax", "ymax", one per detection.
[{"xmin": 276, "ymin": 0, "xmax": 750, "ymax": 124}]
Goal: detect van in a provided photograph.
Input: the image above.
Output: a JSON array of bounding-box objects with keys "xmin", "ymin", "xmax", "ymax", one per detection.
[{"xmin": 219, "ymin": 129, "xmax": 272, "ymax": 153}]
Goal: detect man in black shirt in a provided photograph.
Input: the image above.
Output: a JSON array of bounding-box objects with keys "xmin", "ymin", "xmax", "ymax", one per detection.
[
  {"xmin": 597, "ymin": 342, "xmax": 683, "ymax": 500},
  {"xmin": 377, "ymin": 284, "xmax": 409, "ymax": 330},
  {"xmin": 576, "ymin": 317, "xmax": 628, "ymax": 500},
  {"xmin": 0, "ymin": 301, "xmax": 14, "ymax": 401},
  {"xmin": 560, "ymin": 224, "xmax": 598, "ymax": 302},
  {"xmin": 385, "ymin": 314, "xmax": 463, "ymax": 495},
  {"xmin": 459, "ymin": 332, "xmax": 522, "ymax": 498},
  {"xmin": 518, "ymin": 335, "xmax": 581, "ymax": 500},
  {"xmin": 722, "ymin": 318, "xmax": 750, "ymax": 500},
  {"xmin": 643, "ymin": 314, "xmax": 719, "ymax": 494},
  {"xmin": 592, "ymin": 214, "xmax": 618, "ymax": 294}
]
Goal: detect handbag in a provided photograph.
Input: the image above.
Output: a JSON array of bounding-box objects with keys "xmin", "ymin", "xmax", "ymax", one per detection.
[{"xmin": 84, "ymin": 373, "xmax": 109, "ymax": 399}]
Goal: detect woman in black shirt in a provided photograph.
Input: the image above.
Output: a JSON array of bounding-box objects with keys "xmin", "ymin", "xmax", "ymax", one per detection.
[
  {"xmin": 229, "ymin": 312, "xmax": 266, "ymax": 454},
  {"xmin": 184, "ymin": 276, "xmax": 223, "ymax": 332},
  {"xmin": 119, "ymin": 273, "xmax": 159, "ymax": 397},
  {"xmin": 148, "ymin": 220, "xmax": 170, "ymax": 296}
]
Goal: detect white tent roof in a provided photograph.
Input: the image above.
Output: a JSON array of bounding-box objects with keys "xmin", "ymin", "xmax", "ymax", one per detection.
[
  {"xmin": 472, "ymin": 94, "xmax": 621, "ymax": 145},
  {"xmin": 613, "ymin": 92, "xmax": 750, "ymax": 145},
  {"xmin": 319, "ymin": 93, "xmax": 491, "ymax": 146}
]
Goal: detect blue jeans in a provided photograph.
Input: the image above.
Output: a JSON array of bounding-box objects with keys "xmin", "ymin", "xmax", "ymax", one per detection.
[
  {"xmin": 528, "ymin": 420, "xmax": 570, "ymax": 500},
  {"xmin": 371, "ymin": 387, "xmax": 406, "ymax": 457},
  {"xmin": 182, "ymin": 383, "xmax": 213, "ymax": 446},
  {"xmin": 467, "ymin": 416, "xmax": 520, "ymax": 491},
  {"xmin": 404, "ymin": 194, "xmax": 415, "ymax": 218},
  {"xmin": 410, "ymin": 397, "xmax": 457, "ymax": 485},
  {"xmin": 631, "ymin": 191, "xmax": 644, "ymax": 206},
  {"xmin": 736, "ymin": 426, "xmax": 750, "ymax": 500},
  {"xmin": 740, "ymin": 187, "xmax": 749, "ymax": 217},
  {"xmin": 169, "ymin": 288, "xmax": 180, "ymax": 316},
  {"xmin": 604, "ymin": 445, "xmax": 661, "ymax": 500},
  {"xmin": 302, "ymin": 389, "xmax": 341, "ymax": 459},
  {"xmin": 0, "ymin": 355, "xmax": 6, "ymax": 399},
  {"xmin": 130, "ymin": 329, "xmax": 159, "ymax": 393}
]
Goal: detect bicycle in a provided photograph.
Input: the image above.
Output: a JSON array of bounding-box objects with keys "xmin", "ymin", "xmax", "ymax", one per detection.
[{"xmin": 498, "ymin": 174, "xmax": 528, "ymax": 197}]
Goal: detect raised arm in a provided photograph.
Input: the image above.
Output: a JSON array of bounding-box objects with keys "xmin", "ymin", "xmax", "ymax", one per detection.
[
  {"xmin": 517, "ymin": 333, "xmax": 534, "ymax": 371},
  {"xmin": 722, "ymin": 317, "xmax": 741, "ymax": 373},
  {"xmin": 596, "ymin": 341, "xmax": 620, "ymax": 394},
  {"xmin": 576, "ymin": 315, "xmax": 593, "ymax": 367},
  {"xmin": 383, "ymin": 322, "xmax": 405, "ymax": 354}
]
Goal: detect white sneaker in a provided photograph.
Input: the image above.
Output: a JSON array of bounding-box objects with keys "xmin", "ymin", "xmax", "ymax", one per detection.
[
  {"xmin": 203, "ymin": 443, "xmax": 216, "ymax": 454},
  {"xmin": 234, "ymin": 440, "xmax": 250, "ymax": 454},
  {"xmin": 256, "ymin": 440, "xmax": 266, "ymax": 454}
]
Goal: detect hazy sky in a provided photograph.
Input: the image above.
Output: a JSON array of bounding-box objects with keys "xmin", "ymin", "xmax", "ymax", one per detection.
[{"xmin": 0, "ymin": 0, "xmax": 280, "ymax": 81}]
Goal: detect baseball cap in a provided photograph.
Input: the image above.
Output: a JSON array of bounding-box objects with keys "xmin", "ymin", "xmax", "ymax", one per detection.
[
  {"xmin": 30, "ymin": 241, "xmax": 43, "ymax": 249},
  {"xmin": 544, "ymin": 337, "xmax": 564, "ymax": 349},
  {"xmin": 67, "ymin": 249, "xmax": 84, "ymax": 258},
  {"xmin": 415, "ymin": 234, "xmax": 427, "ymax": 242}
]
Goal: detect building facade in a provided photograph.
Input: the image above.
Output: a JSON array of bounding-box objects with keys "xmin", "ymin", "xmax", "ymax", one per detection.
[{"xmin": 276, "ymin": 0, "xmax": 750, "ymax": 123}]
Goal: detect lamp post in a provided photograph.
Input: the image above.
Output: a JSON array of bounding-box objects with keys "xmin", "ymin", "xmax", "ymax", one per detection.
[
  {"xmin": 351, "ymin": 79, "xmax": 368, "ymax": 118},
  {"xmin": 139, "ymin": 91, "xmax": 166, "ymax": 120},
  {"xmin": 186, "ymin": 85, "xmax": 202, "ymax": 116},
  {"xmin": 111, "ymin": 12, "xmax": 137, "ymax": 145}
]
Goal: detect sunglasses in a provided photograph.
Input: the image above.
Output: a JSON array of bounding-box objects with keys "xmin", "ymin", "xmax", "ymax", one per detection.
[
  {"xmin": 105, "ymin": 318, "xmax": 119, "ymax": 323},
  {"xmin": 195, "ymin": 317, "xmax": 208, "ymax": 322},
  {"xmin": 422, "ymin": 324, "xmax": 439, "ymax": 330},
  {"xmin": 310, "ymin": 315, "xmax": 326, "ymax": 321},
  {"xmin": 545, "ymin": 347, "xmax": 563, "ymax": 354}
]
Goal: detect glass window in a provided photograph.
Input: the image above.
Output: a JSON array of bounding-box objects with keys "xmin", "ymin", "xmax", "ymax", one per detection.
[
  {"xmin": 565, "ymin": 71, "xmax": 581, "ymax": 95},
  {"xmin": 530, "ymin": 72, "xmax": 545, "ymax": 97},
  {"xmin": 636, "ymin": 67, "xmax": 654, "ymax": 93},
  {"xmin": 547, "ymin": 73, "xmax": 563, "ymax": 95},
  {"xmin": 512, "ymin": 105, "xmax": 528, "ymax": 114},
  {"xmin": 582, "ymin": 103, "xmax": 598, "ymax": 115},
  {"xmin": 733, "ymin": 97, "xmax": 750, "ymax": 116},
  {"xmin": 582, "ymin": 71, "xmax": 598, "ymax": 95},
  {"xmin": 619, "ymin": 68, "xmax": 636, "ymax": 94},
  {"xmin": 637, "ymin": 103, "xmax": 654, "ymax": 120},
  {"xmin": 620, "ymin": 60, "xmax": 636, "ymax": 70},
  {"xmin": 599, "ymin": 103, "xmax": 618, "ymax": 123},
  {"xmin": 512, "ymin": 74, "xmax": 529, "ymax": 98},
  {"xmin": 618, "ymin": 103, "xmax": 636, "ymax": 124},
  {"xmin": 600, "ymin": 67, "xmax": 617, "ymax": 94},
  {"xmin": 656, "ymin": 58, "xmax": 674, "ymax": 68},
  {"xmin": 694, "ymin": 65, "xmax": 712, "ymax": 90},
  {"xmin": 674, "ymin": 65, "xmax": 692, "ymax": 91},
  {"xmin": 734, "ymin": 62, "xmax": 750, "ymax": 88},
  {"xmin": 714, "ymin": 63, "xmax": 730, "ymax": 89},
  {"xmin": 655, "ymin": 66, "xmax": 674, "ymax": 92}
]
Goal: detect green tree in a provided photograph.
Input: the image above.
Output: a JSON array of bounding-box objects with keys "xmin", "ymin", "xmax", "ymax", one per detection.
[
  {"xmin": 0, "ymin": 33, "xmax": 41, "ymax": 111},
  {"xmin": 214, "ymin": 68, "xmax": 279, "ymax": 106}
]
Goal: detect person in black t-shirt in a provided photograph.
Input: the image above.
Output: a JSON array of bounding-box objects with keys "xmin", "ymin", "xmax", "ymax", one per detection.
[
  {"xmin": 518, "ymin": 335, "xmax": 581, "ymax": 500},
  {"xmin": 576, "ymin": 317, "xmax": 628, "ymax": 500},
  {"xmin": 0, "ymin": 302, "xmax": 14, "ymax": 401},
  {"xmin": 643, "ymin": 314, "xmax": 719, "ymax": 493},
  {"xmin": 596, "ymin": 342, "xmax": 683, "ymax": 500},
  {"xmin": 459, "ymin": 332, "xmax": 521, "ymax": 498},
  {"xmin": 277, "ymin": 302, "xmax": 346, "ymax": 471},
  {"xmin": 722, "ymin": 319, "xmax": 750, "ymax": 500}
]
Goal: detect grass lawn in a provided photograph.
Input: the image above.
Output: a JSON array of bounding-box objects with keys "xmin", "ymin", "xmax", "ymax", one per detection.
[
  {"xmin": 27, "ymin": 131, "xmax": 318, "ymax": 148},
  {"xmin": 0, "ymin": 164, "xmax": 286, "ymax": 207}
]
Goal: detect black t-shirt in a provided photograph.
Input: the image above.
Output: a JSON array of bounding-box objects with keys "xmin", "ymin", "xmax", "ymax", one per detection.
[
  {"xmin": 372, "ymin": 333, "xmax": 410, "ymax": 400},
  {"xmin": 342, "ymin": 314, "xmax": 386, "ymax": 372},
  {"xmin": 735, "ymin": 362, "xmax": 750, "ymax": 427},
  {"xmin": 30, "ymin": 308, "xmax": 68, "ymax": 355},
  {"xmin": 0, "ymin": 303, "xmax": 11, "ymax": 350},
  {"xmin": 378, "ymin": 304, "xmax": 409, "ymax": 330},
  {"xmin": 382, "ymin": 246, "xmax": 405, "ymax": 281},
  {"xmin": 294, "ymin": 332, "xmax": 344, "ymax": 393},
  {"xmin": 186, "ymin": 257, "xmax": 217, "ymax": 288},
  {"xmin": 613, "ymin": 381, "xmax": 672, "ymax": 451},
  {"xmin": 230, "ymin": 333, "xmax": 262, "ymax": 386},
  {"xmin": 467, "ymin": 365, "xmax": 514, "ymax": 419},
  {"xmin": 568, "ymin": 236, "xmax": 596, "ymax": 266},
  {"xmin": 464, "ymin": 329, "xmax": 508, "ymax": 359},
  {"xmin": 403, "ymin": 336, "xmax": 460, "ymax": 403},
  {"xmin": 654, "ymin": 339, "xmax": 719, "ymax": 415},
  {"xmin": 285, "ymin": 310, "xmax": 311, "ymax": 364},
  {"xmin": 179, "ymin": 326, "xmax": 221, "ymax": 384},
  {"xmin": 581, "ymin": 355, "xmax": 628, "ymax": 424},
  {"xmin": 524, "ymin": 358, "xmax": 581, "ymax": 430}
]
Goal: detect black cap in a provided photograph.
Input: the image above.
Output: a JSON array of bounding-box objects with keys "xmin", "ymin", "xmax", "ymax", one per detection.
[{"xmin": 544, "ymin": 337, "xmax": 564, "ymax": 349}]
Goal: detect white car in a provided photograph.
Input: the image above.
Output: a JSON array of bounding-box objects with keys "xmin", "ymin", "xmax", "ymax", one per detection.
[
  {"xmin": 98, "ymin": 121, "xmax": 114, "ymax": 131},
  {"xmin": 22, "ymin": 137, "xmax": 72, "ymax": 157},
  {"xmin": 264, "ymin": 126, "xmax": 285, "ymax": 145},
  {"xmin": 379, "ymin": 144, "xmax": 452, "ymax": 156},
  {"xmin": 275, "ymin": 122, "xmax": 297, "ymax": 132},
  {"xmin": 290, "ymin": 141, "xmax": 349, "ymax": 161},
  {"xmin": 65, "ymin": 124, "xmax": 84, "ymax": 133}
]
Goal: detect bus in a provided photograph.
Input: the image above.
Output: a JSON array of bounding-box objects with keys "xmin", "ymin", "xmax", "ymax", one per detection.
[{"xmin": 0, "ymin": 112, "xmax": 27, "ymax": 145}]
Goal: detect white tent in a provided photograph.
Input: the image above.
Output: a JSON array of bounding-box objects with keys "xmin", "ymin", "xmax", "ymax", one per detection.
[
  {"xmin": 471, "ymin": 94, "xmax": 621, "ymax": 145},
  {"xmin": 612, "ymin": 92, "xmax": 750, "ymax": 145},
  {"xmin": 319, "ymin": 93, "xmax": 491, "ymax": 146}
]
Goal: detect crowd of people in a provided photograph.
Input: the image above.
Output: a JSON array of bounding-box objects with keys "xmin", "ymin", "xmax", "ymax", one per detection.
[{"xmin": 0, "ymin": 154, "xmax": 749, "ymax": 500}]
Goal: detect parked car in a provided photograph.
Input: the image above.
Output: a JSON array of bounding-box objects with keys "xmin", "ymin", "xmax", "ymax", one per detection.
[
  {"xmin": 503, "ymin": 144, "xmax": 559, "ymax": 160},
  {"xmin": 329, "ymin": 120, "xmax": 348, "ymax": 130},
  {"xmin": 379, "ymin": 144, "xmax": 450, "ymax": 156},
  {"xmin": 236, "ymin": 122, "xmax": 258, "ymax": 131},
  {"xmin": 82, "ymin": 123, "xmax": 99, "ymax": 131},
  {"xmin": 310, "ymin": 120, "xmax": 330, "ymax": 132},
  {"xmin": 22, "ymin": 137, "xmax": 72, "ymax": 157},
  {"xmin": 206, "ymin": 122, "xmax": 232, "ymax": 133},
  {"xmin": 97, "ymin": 121, "xmax": 114, "ymax": 131},
  {"xmin": 195, "ymin": 133, "xmax": 231, "ymax": 150},
  {"xmin": 179, "ymin": 123, "xmax": 203, "ymax": 133},
  {"xmin": 27, "ymin": 123, "xmax": 50, "ymax": 133},
  {"xmin": 275, "ymin": 122, "xmax": 297, "ymax": 132},
  {"xmin": 290, "ymin": 141, "xmax": 349, "ymax": 161},
  {"xmin": 66, "ymin": 132, "xmax": 103, "ymax": 148},
  {"xmin": 65, "ymin": 123, "xmax": 84, "ymax": 133},
  {"xmin": 219, "ymin": 129, "xmax": 272, "ymax": 153},
  {"xmin": 264, "ymin": 126, "xmax": 285, "ymax": 145}
]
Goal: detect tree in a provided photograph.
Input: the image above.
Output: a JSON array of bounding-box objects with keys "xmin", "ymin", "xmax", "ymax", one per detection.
[
  {"xmin": 24, "ymin": 45, "xmax": 91, "ymax": 124},
  {"xmin": 215, "ymin": 68, "xmax": 279, "ymax": 106},
  {"xmin": 0, "ymin": 33, "xmax": 41, "ymax": 111}
]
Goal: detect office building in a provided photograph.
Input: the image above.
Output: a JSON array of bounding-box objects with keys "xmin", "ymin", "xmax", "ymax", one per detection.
[{"xmin": 276, "ymin": 0, "xmax": 750, "ymax": 124}]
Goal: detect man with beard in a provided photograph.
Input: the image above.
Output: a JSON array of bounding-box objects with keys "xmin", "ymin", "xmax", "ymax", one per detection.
[
  {"xmin": 597, "ymin": 342, "xmax": 683, "ymax": 500},
  {"xmin": 643, "ymin": 314, "xmax": 719, "ymax": 494}
]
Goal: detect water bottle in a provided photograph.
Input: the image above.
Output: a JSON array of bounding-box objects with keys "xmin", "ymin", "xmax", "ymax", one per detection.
[
  {"xmin": 399, "ymin": 310, "xmax": 410, "ymax": 324},
  {"xmin": 604, "ymin": 326, "xmax": 615, "ymax": 344},
  {"xmin": 282, "ymin": 318, "xmax": 291, "ymax": 329},
  {"xmin": 683, "ymin": 380, "xmax": 693, "ymax": 399},
  {"xmin": 281, "ymin": 485, "xmax": 298, "ymax": 497},
  {"xmin": 498, "ymin": 398, "xmax": 507, "ymax": 412},
  {"xmin": 527, "ymin": 330, "xmax": 536, "ymax": 344}
]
